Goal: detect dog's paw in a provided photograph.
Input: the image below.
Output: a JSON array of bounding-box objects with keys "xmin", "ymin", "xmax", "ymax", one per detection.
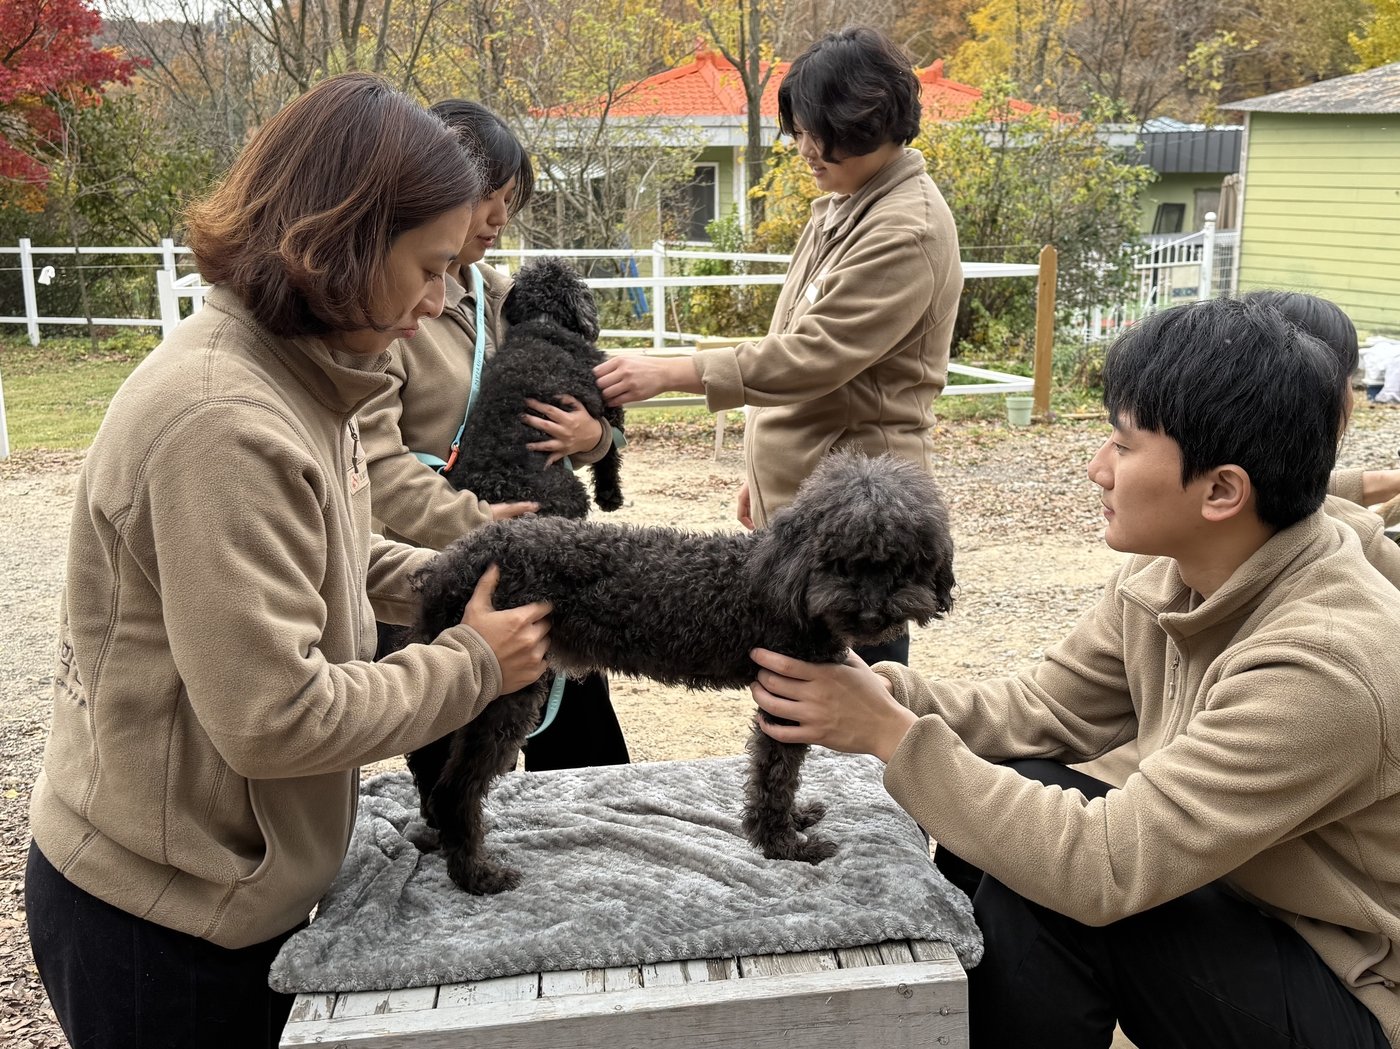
[
  {"xmin": 448, "ymin": 856, "xmax": 522, "ymax": 896},
  {"xmin": 793, "ymin": 800, "xmax": 827, "ymax": 831}
]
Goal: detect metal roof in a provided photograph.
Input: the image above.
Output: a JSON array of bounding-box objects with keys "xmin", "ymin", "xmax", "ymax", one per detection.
[
  {"xmin": 1226, "ymin": 62, "xmax": 1400, "ymax": 114},
  {"xmin": 1138, "ymin": 127, "xmax": 1242, "ymax": 173}
]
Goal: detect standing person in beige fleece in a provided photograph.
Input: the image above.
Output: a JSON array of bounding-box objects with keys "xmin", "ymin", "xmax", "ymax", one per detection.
[
  {"xmin": 748, "ymin": 297, "xmax": 1400, "ymax": 1048},
  {"xmin": 24, "ymin": 74, "xmax": 550, "ymax": 1049},
  {"xmin": 594, "ymin": 24, "xmax": 963, "ymax": 666},
  {"xmin": 358, "ymin": 99, "xmax": 628, "ymax": 771}
]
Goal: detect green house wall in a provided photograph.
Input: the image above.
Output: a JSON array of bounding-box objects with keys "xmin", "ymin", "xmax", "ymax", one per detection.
[
  {"xmin": 1139, "ymin": 172, "xmax": 1230, "ymax": 234},
  {"xmin": 1237, "ymin": 112, "xmax": 1400, "ymax": 335}
]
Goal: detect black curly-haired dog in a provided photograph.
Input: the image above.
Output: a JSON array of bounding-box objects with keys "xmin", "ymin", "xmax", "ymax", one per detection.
[
  {"xmin": 406, "ymin": 451, "xmax": 956, "ymax": 895},
  {"xmin": 444, "ymin": 256, "xmax": 624, "ymax": 516}
]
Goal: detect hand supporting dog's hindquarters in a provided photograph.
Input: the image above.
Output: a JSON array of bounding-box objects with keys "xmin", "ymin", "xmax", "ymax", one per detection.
[
  {"xmin": 521, "ymin": 394, "xmax": 605, "ymax": 466},
  {"xmin": 459, "ymin": 565, "xmax": 553, "ymax": 694},
  {"xmin": 750, "ymin": 648, "xmax": 919, "ymax": 763}
]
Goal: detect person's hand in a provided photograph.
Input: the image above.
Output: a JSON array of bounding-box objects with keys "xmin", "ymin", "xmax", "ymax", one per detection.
[
  {"xmin": 459, "ymin": 565, "xmax": 551, "ymax": 694},
  {"xmin": 487, "ymin": 501, "xmax": 538, "ymax": 521},
  {"xmin": 593, "ymin": 355, "xmax": 701, "ymax": 407},
  {"xmin": 522, "ymin": 395, "xmax": 604, "ymax": 465},
  {"xmin": 736, "ymin": 482, "xmax": 754, "ymax": 530},
  {"xmin": 749, "ymin": 648, "xmax": 917, "ymax": 762}
]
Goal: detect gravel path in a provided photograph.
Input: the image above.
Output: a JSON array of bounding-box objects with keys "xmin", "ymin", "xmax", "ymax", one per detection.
[{"xmin": 2, "ymin": 411, "xmax": 1396, "ymax": 1046}]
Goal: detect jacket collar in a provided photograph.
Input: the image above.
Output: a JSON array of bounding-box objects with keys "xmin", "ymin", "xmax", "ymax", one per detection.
[
  {"xmin": 810, "ymin": 147, "xmax": 927, "ymax": 243},
  {"xmin": 203, "ymin": 286, "xmax": 391, "ymax": 415},
  {"xmin": 1121, "ymin": 509, "xmax": 1336, "ymax": 642}
]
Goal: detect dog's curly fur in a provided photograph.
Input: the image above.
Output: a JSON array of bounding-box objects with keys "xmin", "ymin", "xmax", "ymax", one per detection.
[
  {"xmin": 406, "ymin": 451, "xmax": 956, "ymax": 895},
  {"xmin": 444, "ymin": 256, "xmax": 624, "ymax": 516}
]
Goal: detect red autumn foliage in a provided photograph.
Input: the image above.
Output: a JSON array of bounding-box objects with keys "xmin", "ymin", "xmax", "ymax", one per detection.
[{"xmin": 1, "ymin": 0, "xmax": 140, "ymax": 189}]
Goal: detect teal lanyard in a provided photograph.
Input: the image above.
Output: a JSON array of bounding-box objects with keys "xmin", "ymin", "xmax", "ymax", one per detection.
[
  {"xmin": 525, "ymin": 674, "xmax": 567, "ymax": 739},
  {"xmin": 412, "ymin": 263, "xmax": 487, "ymax": 473}
]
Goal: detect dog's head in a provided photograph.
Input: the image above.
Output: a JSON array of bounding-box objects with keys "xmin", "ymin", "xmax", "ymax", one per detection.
[
  {"xmin": 502, "ymin": 256, "xmax": 600, "ymax": 343},
  {"xmin": 747, "ymin": 452, "xmax": 956, "ymax": 645}
]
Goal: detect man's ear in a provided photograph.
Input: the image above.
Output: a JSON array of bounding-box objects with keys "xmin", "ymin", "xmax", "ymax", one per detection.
[{"xmin": 1201, "ymin": 464, "xmax": 1253, "ymax": 523}]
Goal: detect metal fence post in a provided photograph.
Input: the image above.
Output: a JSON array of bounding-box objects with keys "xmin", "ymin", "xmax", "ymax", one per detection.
[
  {"xmin": 651, "ymin": 240, "xmax": 666, "ymax": 351},
  {"xmin": 19, "ymin": 238, "xmax": 40, "ymax": 346},
  {"xmin": 1198, "ymin": 212, "xmax": 1217, "ymax": 301}
]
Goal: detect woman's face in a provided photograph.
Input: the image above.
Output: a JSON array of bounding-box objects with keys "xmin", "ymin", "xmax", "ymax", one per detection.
[
  {"xmin": 793, "ymin": 127, "xmax": 902, "ymax": 197},
  {"xmin": 460, "ymin": 176, "xmax": 517, "ymax": 265},
  {"xmin": 330, "ymin": 202, "xmax": 475, "ymax": 356}
]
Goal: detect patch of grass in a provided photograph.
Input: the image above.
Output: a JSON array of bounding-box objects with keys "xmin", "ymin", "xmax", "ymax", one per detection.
[{"xmin": 1, "ymin": 333, "xmax": 156, "ymax": 451}]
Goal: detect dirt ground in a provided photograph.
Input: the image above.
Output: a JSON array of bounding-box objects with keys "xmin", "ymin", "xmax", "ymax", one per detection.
[{"xmin": 2, "ymin": 409, "xmax": 1395, "ymax": 1046}]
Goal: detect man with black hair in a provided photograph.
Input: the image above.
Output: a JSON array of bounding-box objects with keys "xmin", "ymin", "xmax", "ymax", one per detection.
[{"xmin": 748, "ymin": 297, "xmax": 1400, "ymax": 1047}]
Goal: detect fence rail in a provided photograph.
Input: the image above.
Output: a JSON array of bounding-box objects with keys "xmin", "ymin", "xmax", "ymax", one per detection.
[{"xmin": 1, "ymin": 240, "xmax": 1054, "ymax": 459}]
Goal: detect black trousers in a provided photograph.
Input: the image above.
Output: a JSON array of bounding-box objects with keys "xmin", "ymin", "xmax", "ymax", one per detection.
[
  {"xmin": 375, "ymin": 622, "xmax": 629, "ymax": 771},
  {"xmin": 25, "ymin": 841, "xmax": 300, "ymax": 1049},
  {"xmin": 522, "ymin": 670, "xmax": 630, "ymax": 770},
  {"xmin": 936, "ymin": 760, "xmax": 1388, "ymax": 1049}
]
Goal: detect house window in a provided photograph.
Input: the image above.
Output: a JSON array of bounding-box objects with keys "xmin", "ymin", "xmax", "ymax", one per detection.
[
  {"xmin": 1152, "ymin": 203, "xmax": 1185, "ymax": 235},
  {"xmin": 1194, "ymin": 189, "xmax": 1221, "ymax": 229},
  {"xmin": 685, "ymin": 164, "xmax": 719, "ymax": 241}
]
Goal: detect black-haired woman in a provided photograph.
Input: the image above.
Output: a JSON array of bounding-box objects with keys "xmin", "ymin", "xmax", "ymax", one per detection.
[
  {"xmin": 595, "ymin": 25, "xmax": 964, "ymax": 665},
  {"xmin": 360, "ymin": 99, "xmax": 629, "ymax": 769}
]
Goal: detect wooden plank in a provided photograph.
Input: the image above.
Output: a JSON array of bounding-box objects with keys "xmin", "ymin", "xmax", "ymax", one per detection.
[
  {"xmin": 286, "ymin": 993, "xmax": 335, "ymax": 1023},
  {"xmin": 438, "ymin": 972, "xmax": 540, "ymax": 1008},
  {"xmin": 643, "ymin": 956, "xmax": 739, "ymax": 987},
  {"xmin": 910, "ymin": 939, "xmax": 959, "ymax": 963},
  {"xmin": 539, "ymin": 967, "xmax": 607, "ymax": 997},
  {"xmin": 835, "ymin": 944, "xmax": 888, "ymax": 969},
  {"xmin": 279, "ymin": 959, "xmax": 968, "ymax": 1048},
  {"xmin": 334, "ymin": 986, "xmax": 438, "ymax": 1018},
  {"xmin": 738, "ymin": 949, "xmax": 839, "ymax": 977},
  {"xmin": 880, "ymin": 940, "xmax": 917, "ymax": 964}
]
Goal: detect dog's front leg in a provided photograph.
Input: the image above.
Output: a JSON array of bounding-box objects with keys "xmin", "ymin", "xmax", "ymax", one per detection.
[
  {"xmin": 740, "ymin": 725, "xmax": 838, "ymax": 864},
  {"xmin": 433, "ymin": 686, "xmax": 546, "ymax": 894},
  {"xmin": 406, "ymin": 732, "xmax": 454, "ymax": 826}
]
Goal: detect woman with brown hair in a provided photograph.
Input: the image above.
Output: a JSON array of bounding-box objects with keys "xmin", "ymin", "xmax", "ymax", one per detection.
[{"xmin": 24, "ymin": 73, "xmax": 550, "ymax": 1049}]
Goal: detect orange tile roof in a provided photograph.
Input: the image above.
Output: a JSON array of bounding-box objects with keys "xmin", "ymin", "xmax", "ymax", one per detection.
[{"xmin": 568, "ymin": 47, "xmax": 1038, "ymax": 121}]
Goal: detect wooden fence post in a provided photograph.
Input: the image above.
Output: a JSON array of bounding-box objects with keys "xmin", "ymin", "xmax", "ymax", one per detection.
[{"xmin": 1032, "ymin": 244, "xmax": 1057, "ymax": 417}]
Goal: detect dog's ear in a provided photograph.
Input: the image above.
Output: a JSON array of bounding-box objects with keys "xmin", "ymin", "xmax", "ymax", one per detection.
[
  {"xmin": 746, "ymin": 509, "xmax": 817, "ymax": 623},
  {"xmin": 562, "ymin": 275, "xmax": 600, "ymax": 343}
]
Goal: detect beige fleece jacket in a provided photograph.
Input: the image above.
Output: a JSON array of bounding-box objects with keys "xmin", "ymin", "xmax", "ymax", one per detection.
[
  {"xmin": 29, "ymin": 287, "xmax": 504, "ymax": 949},
  {"xmin": 692, "ymin": 148, "xmax": 962, "ymax": 526},
  {"xmin": 878, "ymin": 508, "xmax": 1400, "ymax": 1044},
  {"xmin": 360, "ymin": 262, "xmax": 613, "ymax": 550}
]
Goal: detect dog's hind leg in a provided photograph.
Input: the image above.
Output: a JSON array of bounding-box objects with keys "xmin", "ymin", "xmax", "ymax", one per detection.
[
  {"xmin": 433, "ymin": 687, "xmax": 544, "ymax": 894},
  {"xmin": 740, "ymin": 726, "xmax": 838, "ymax": 864}
]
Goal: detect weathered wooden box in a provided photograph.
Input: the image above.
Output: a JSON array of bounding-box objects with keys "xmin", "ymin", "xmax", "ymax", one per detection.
[{"xmin": 281, "ymin": 938, "xmax": 967, "ymax": 1048}]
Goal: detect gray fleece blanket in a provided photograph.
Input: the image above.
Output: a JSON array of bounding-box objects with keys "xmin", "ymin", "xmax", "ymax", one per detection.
[{"xmin": 269, "ymin": 751, "xmax": 981, "ymax": 993}]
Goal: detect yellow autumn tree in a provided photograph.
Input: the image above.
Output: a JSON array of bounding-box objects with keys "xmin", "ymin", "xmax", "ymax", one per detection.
[{"xmin": 1352, "ymin": 0, "xmax": 1400, "ymax": 69}]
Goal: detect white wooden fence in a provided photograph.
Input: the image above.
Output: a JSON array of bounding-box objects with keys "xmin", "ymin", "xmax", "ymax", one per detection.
[
  {"xmin": 1072, "ymin": 214, "xmax": 1239, "ymax": 343},
  {"xmin": 1, "ymin": 240, "xmax": 1046, "ymax": 459}
]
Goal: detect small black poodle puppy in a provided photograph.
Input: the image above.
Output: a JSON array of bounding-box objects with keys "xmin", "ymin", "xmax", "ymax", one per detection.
[
  {"xmin": 445, "ymin": 256, "xmax": 624, "ymax": 517},
  {"xmin": 406, "ymin": 451, "xmax": 956, "ymax": 895}
]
